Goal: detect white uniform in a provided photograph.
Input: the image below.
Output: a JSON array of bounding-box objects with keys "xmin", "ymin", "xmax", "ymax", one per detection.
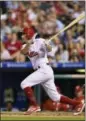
[{"xmin": 21, "ymin": 38, "xmax": 61, "ymax": 102}]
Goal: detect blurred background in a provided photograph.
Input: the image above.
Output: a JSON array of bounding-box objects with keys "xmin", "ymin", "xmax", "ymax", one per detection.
[{"xmin": 0, "ymin": 1, "xmax": 85, "ymax": 112}]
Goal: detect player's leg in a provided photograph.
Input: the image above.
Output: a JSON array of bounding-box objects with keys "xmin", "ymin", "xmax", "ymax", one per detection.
[
  {"xmin": 41, "ymin": 79, "xmax": 81, "ymax": 107},
  {"xmin": 20, "ymin": 68, "xmax": 52, "ymax": 108},
  {"xmin": 41, "ymin": 79, "xmax": 61, "ymax": 102}
]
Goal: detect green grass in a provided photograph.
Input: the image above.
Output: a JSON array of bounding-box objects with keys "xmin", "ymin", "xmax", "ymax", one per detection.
[{"xmin": 1, "ymin": 116, "xmax": 85, "ymax": 121}]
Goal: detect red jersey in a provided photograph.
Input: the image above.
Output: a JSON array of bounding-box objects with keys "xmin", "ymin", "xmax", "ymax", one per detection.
[{"xmin": 4, "ymin": 41, "xmax": 22, "ymax": 55}]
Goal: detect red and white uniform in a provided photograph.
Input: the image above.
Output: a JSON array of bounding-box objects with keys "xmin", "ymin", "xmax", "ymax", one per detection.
[
  {"xmin": 27, "ymin": 38, "xmax": 49, "ymax": 70},
  {"xmin": 21, "ymin": 38, "xmax": 61, "ymax": 102}
]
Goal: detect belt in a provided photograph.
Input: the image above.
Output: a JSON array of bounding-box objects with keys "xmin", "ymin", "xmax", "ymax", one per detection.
[{"xmin": 35, "ymin": 63, "xmax": 50, "ymax": 70}]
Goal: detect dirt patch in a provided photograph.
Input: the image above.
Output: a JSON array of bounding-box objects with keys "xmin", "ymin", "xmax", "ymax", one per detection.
[
  {"xmin": 1, "ymin": 112, "xmax": 85, "ymax": 121},
  {"xmin": 1, "ymin": 111, "xmax": 85, "ymax": 117}
]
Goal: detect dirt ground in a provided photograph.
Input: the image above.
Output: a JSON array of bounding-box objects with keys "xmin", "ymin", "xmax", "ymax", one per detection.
[
  {"xmin": 1, "ymin": 111, "xmax": 85, "ymax": 120},
  {"xmin": 1, "ymin": 111, "xmax": 85, "ymax": 116}
]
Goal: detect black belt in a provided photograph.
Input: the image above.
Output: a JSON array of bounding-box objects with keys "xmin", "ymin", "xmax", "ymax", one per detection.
[
  {"xmin": 35, "ymin": 63, "xmax": 50, "ymax": 70},
  {"xmin": 46, "ymin": 63, "xmax": 50, "ymax": 65}
]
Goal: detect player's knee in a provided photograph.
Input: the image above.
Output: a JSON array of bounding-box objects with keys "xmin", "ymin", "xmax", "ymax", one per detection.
[
  {"xmin": 20, "ymin": 81, "xmax": 26, "ymax": 89},
  {"xmin": 56, "ymin": 94, "xmax": 61, "ymax": 102},
  {"xmin": 52, "ymin": 93, "xmax": 61, "ymax": 102},
  {"xmin": 20, "ymin": 79, "xmax": 31, "ymax": 89}
]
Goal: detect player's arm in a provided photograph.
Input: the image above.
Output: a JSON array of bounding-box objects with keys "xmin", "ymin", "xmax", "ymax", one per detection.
[
  {"xmin": 44, "ymin": 40, "xmax": 52, "ymax": 52},
  {"xmin": 21, "ymin": 40, "xmax": 32, "ymax": 55},
  {"xmin": 45, "ymin": 43, "xmax": 52, "ymax": 52}
]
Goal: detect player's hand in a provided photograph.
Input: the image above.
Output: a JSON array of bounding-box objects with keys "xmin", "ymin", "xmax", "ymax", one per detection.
[
  {"xmin": 45, "ymin": 40, "xmax": 52, "ymax": 52},
  {"xmin": 27, "ymin": 39, "xmax": 33, "ymax": 45}
]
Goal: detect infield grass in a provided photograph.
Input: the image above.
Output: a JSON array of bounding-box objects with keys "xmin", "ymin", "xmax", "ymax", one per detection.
[{"xmin": 1, "ymin": 116, "xmax": 85, "ymax": 121}]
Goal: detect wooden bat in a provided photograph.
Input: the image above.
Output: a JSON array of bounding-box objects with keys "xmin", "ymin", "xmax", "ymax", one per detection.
[{"xmin": 49, "ymin": 12, "xmax": 85, "ymax": 41}]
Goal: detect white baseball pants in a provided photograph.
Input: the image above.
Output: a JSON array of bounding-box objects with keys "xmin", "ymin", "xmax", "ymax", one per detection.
[{"xmin": 21, "ymin": 65, "xmax": 61, "ymax": 102}]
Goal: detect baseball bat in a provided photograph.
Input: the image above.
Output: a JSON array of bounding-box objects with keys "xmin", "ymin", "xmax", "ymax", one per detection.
[{"xmin": 49, "ymin": 12, "xmax": 85, "ymax": 41}]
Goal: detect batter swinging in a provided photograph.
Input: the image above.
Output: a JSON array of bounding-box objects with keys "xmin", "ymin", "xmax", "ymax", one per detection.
[{"xmin": 21, "ymin": 33, "xmax": 83, "ymax": 114}]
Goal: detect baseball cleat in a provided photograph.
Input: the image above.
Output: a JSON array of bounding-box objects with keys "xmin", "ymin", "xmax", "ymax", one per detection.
[
  {"xmin": 73, "ymin": 103, "xmax": 85, "ymax": 115},
  {"xmin": 24, "ymin": 105, "xmax": 41, "ymax": 115}
]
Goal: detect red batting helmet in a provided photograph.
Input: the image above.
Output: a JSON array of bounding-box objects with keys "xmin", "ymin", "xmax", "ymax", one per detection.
[{"xmin": 23, "ymin": 27, "xmax": 35, "ymax": 39}]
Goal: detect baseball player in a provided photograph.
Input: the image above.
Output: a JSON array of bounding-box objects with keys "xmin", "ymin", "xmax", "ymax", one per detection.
[
  {"xmin": 42, "ymin": 86, "xmax": 71, "ymax": 111},
  {"xmin": 73, "ymin": 85, "xmax": 85, "ymax": 112},
  {"xmin": 20, "ymin": 33, "xmax": 84, "ymax": 114}
]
